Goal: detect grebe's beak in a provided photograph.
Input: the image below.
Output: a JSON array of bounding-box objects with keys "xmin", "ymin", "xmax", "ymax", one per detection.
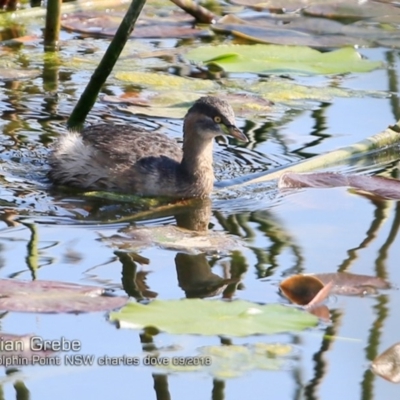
[{"xmin": 227, "ymin": 125, "xmax": 248, "ymax": 142}]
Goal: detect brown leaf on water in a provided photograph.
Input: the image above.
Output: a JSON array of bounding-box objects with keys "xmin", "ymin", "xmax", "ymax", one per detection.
[
  {"xmin": 279, "ymin": 172, "xmax": 400, "ymax": 200},
  {"xmin": 371, "ymin": 342, "xmax": 400, "ymax": 383},
  {"xmin": 280, "ymin": 275, "xmax": 325, "ymax": 306},
  {"xmin": 306, "ymin": 281, "xmax": 333, "ymax": 307},
  {"xmin": 280, "ymin": 275, "xmax": 332, "ymax": 321},
  {"xmin": 0, "ymin": 280, "xmax": 128, "ymax": 313},
  {"xmin": 61, "ymin": 12, "xmax": 205, "ymax": 39},
  {"xmin": 313, "ymin": 272, "xmax": 390, "ymax": 295},
  {"xmin": 0, "ymin": 333, "xmax": 59, "ymax": 365},
  {"xmin": 280, "ymin": 272, "xmax": 390, "ymax": 307},
  {"xmin": 307, "ymin": 304, "xmax": 331, "ymax": 321}
]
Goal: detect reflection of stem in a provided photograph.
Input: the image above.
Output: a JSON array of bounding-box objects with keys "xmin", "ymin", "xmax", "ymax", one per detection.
[
  {"xmin": 361, "ymin": 294, "xmax": 389, "ymax": 400},
  {"xmin": 303, "ymin": 310, "xmax": 342, "ymax": 399},
  {"xmin": 152, "ymin": 374, "xmax": 171, "ymax": 400},
  {"xmin": 42, "ymin": 52, "xmax": 60, "ymax": 96},
  {"xmin": 338, "ymin": 200, "xmax": 390, "ymax": 273},
  {"xmin": 294, "ymin": 102, "xmax": 330, "ymax": 160},
  {"xmin": 375, "ymin": 201, "xmax": 400, "ymax": 280},
  {"xmin": 23, "ymin": 223, "xmax": 38, "ymax": 280},
  {"xmin": 214, "ymin": 210, "xmax": 303, "ymax": 277},
  {"xmin": 385, "ymin": 51, "xmax": 400, "ymax": 121},
  {"xmin": 13, "ymin": 380, "xmax": 30, "ymax": 400},
  {"xmin": 249, "ymin": 211, "xmax": 304, "ymax": 277},
  {"xmin": 212, "ymin": 379, "xmax": 225, "ymax": 400}
]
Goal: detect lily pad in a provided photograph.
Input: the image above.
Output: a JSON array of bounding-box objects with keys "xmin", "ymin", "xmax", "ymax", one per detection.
[
  {"xmin": 110, "ymin": 299, "xmax": 318, "ymax": 336},
  {"xmin": 115, "ymin": 71, "xmax": 218, "ymax": 92},
  {"xmin": 0, "ymin": 333, "xmax": 59, "ymax": 366},
  {"xmin": 104, "ymin": 90, "xmax": 274, "ymax": 119},
  {"xmin": 61, "ymin": 11, "xmax": 205, "ymax": 39},
  {"xmin": 313, "ymin": 272, "xmax": 390, "ymax": 295},
  {"xmin": 0, "ymin": 280, "xmax": 128, "ymax": 313},
  {"xmin": 157, "ymin": 343, "xmax": 293, "ymax": 377},
  {"xmin": 185, "ymin": 44, "xmax": 382, "ymax": 75},
  {"xmin": 304, "ymin": 2, "xmax": 400, "ymax": 22},
  {"xmin": 280, "ymin": 274, "xmax": 326, "ymax": 305},
  {"xmin": 102, "ymin": 225, "xmax": 244, "ymax": 255},
  {"xmin": 199, "ymin": 343, "xmax": 292, "ymax": 378},
  {"xmin": 213, "ymin": 17, "xmax": 368, "ymax": 49},
  {"xmin": 280, "ymin": 272, "xmax": 390, "ymax": 300}
]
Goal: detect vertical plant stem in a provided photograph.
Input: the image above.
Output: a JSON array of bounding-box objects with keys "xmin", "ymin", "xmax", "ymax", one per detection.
[
  {"xmin": 67, "ymin": 0, "xmax": 147, "ymax": 130},
  {"xmin": 44, "ymin": 0, "xmax": 62, "ymax": 51}
]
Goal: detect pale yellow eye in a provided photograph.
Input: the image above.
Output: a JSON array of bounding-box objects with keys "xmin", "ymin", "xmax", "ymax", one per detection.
[{"xmin": 214, "ymin": 116, "xmax": 222, "ymax": 123}]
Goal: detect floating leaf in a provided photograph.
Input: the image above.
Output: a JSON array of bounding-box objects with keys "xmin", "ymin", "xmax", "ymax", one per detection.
[
  {"xmin": 307, "ymin": 282, "xmax": 333, "ymax": 307},
  {"xmin": 186, "ymin": 44, "xmax": 382, "ymax": 75},
  {"xmin": 103, "ymin": 90, "xmax": 274, "ymax": 119},
  {"xmin": 213, "ymin": 16, "xmax": 368, "ymax": 49},
  {"xmin": 304, "ymin": 2, "xmax": 400, "ymax": 22},
  {"xmin": 0, "ymin": 333, "xmax": 59, "ymax": 366},
  {"xmin": 0, "ymin": 280, "xmax": 128, "ymax": 313},
  {"xmin": 102, "ymin": 225, "xmax": 244, "ymax": 255},
  {"xmin": 279, "ymin": 172, "xmax": 400, "ymax": 200},
  {"xmin": 110, "ymin": 299, "xmax": 317, "ymax": 336},
  {"xmin": 61, "ymin": 11, "xmax": 205, "ymax": 38},
  {"xmin": 115, "ymin": 71, "xmax": 218, "ymax": 92},
  {"xmin": 313, "ymin": 272, "xmax": 390, "ymax": 295},
  {"xmin": 280, "ymin": 275, "xmax": 325, "ymax": 306},
  {"xmin": 281, "ymin": 272, "xmax": 390, "ymax": 300},
  {"xmin": 371, "ymin": 342, "xmax": 400, "ymax": 383},
  {"xmin": 158, "ymin": 343, "xmax": 293, "ymax": 377},
  {"xmin": 280, "ymin": 275, "xmax": 333, "ymax": 321}
]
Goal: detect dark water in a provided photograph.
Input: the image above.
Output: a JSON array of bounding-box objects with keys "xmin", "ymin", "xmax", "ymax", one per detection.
[{"xmin": 0, "ymin": 5, "xmax": 399, "ymax": 400}]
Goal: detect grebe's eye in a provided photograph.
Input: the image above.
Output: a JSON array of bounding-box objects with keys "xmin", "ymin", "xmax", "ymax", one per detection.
[{"xmin": 214, "ymin": 116, "xmax": 222, "ymax": 123}]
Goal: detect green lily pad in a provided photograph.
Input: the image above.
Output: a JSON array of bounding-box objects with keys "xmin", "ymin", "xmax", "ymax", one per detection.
[
  {"xmin": 185, "ymin": 44, "xmax": 382, "ymax": 75},
  {"xmin": 104, "ymin": 90, "xmax": 274, "ymax": 119},
  {"xmin": 110, "ymin": 299, "xmax": 318, "ymax": 336},
  {"xmin": 156, "ymin": 343, "xmax": 293, "ymax": 377},
  {"xmin": 115, "ymin": 71, "xmax": 217, "ymax": 91}
]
